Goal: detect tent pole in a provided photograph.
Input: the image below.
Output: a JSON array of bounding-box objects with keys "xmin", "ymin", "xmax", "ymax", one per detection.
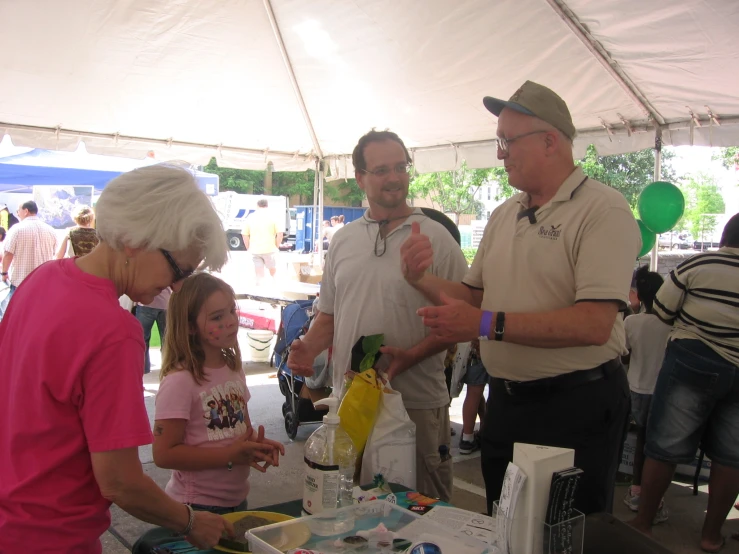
[
  {"xmin": 312, "ymin": 162, "xmax": 319, "ymax": 259},
  {"xmin": 262, "ymin": 0, "xmax": 324, "ymax": 160},
  {"xmin": 316, "ymin": 160, "xmax": 325, "ymax": 264},
  {"xmin": 650, "ymin": 129, "xmax": 663, "ymax": 271}
]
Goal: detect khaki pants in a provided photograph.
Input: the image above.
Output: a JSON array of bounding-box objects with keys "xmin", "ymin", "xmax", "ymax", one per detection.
[{"xmin": 406, "ymin": 406, "xmax": 453, "ymax": 503}]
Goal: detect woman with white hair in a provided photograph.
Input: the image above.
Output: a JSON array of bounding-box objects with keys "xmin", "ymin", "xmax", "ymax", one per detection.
[{"xmin": 0, "ymin": 165, "xmax": 277, "ymax": 553}]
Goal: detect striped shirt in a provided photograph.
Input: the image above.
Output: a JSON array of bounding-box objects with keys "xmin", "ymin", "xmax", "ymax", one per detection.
[
  {"xmin": 3, "ymin": 216, "xmax": 57, "ymax": 287},
  {"xmin": 654, "ymin": 247, "xmax": 739, "ymax": 366}
]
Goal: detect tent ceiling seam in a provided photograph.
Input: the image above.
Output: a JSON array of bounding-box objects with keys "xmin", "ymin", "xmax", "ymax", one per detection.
[
  {"xmin": 544, "ymin": 0, "xmax": 666, "ymax": 126},
  {"xmin": 262, "ymin": 0, "xmax": 324, "ymax": 159},
  {"xmin": 0, "ymin": 121, "xmax": 316, "ymax": 162}
]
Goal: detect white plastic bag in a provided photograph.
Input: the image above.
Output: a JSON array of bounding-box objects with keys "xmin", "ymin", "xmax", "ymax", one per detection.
[
  {"xmin": 360, "ymin": 381, "xmax": 416, "ymax": 489},
  {"xmin": 119, "ymin": 294, "xmax": 134, "ymax": 312},
  {"xmin": 449, "ymin": 342, "xmax": 472, "ymax": 399}
]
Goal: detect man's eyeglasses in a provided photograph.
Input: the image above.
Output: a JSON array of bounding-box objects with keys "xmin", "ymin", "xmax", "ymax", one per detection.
[
  {"xmin": 496, "ymin": 130, "xmax": 548, "ymax": 153},
  {"xmin": 159, "ymin": 249, "xmax": 194, "ymax": 283},
  {"xmin": 360, "ymin": 163, "xmax": 412, "ymax": 178}
]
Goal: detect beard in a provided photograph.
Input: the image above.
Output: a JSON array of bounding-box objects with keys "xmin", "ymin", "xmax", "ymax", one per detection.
[{"xmin": 372, "ymin": 187, "xmax": 408, "ymax": 210}]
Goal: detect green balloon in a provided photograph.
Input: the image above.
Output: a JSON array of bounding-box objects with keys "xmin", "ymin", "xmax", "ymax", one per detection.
[
  {"xmin": 638, "ymin": 181, "xmax": 685, "ymax": 234},
  {"xmin": 637, "ymin": 219, "xmax": 656, "ymax": 258}
]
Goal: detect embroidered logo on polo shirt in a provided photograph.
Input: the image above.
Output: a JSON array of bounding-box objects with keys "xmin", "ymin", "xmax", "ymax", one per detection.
[{"xmin": 538, "ymin": 224, "xmax": 562, "ymax": 240}]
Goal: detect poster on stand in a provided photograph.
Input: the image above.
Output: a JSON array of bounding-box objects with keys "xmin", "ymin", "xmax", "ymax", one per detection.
[{"xmin": 33, "ymin": 185, "xmax": 94, "ymax": 229}]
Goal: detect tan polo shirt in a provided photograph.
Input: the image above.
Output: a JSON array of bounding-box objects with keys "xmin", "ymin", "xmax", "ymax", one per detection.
[{"xmin": 463, "ymin": 167, "xmax": 640, "ymax": 381}]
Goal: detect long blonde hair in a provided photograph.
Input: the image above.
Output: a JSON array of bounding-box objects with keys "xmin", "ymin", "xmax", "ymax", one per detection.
[{"xmin": 161, "ymin": 273, "xmax": 242, "ymax": 385}]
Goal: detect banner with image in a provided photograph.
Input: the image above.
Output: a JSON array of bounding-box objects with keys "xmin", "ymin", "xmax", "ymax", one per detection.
[{"xmin": 33, "ymin": 186, "xmax": 94, "ymax": 229}]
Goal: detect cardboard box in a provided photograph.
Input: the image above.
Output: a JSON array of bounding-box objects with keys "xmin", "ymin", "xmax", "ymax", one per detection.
[
  {"xmin": 298, "ymin": 263, "xmax": 323, "ymax": 284},
  {"xmin": 298, "ymin": 384, "xmax": 331, "ymax": 404}
]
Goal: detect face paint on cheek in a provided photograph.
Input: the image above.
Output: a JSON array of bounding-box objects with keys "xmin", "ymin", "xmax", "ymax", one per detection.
[{"xmin": 206, "ymin": 322, "xmax": 226, "ymax": 339}]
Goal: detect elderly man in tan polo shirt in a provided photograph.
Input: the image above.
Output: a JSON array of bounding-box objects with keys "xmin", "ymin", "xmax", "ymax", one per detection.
[{"xmin": 401, "ymin": 81, "xmax": 640, "ymax": 516}]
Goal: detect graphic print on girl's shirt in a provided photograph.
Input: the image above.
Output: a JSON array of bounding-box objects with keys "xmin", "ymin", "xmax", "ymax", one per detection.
[{"xmin": 201, "ymin": 380, "xmax": 248, "ymax": 441}]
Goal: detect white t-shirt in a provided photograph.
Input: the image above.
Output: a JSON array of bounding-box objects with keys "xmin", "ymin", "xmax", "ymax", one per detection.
[
  {"xmin": 624, "ymin": 312, "xmax": 671, "ymax": 394},
  {"xmin": 318, "ymin": 209, "xmax": 468, "ymax": 409}
]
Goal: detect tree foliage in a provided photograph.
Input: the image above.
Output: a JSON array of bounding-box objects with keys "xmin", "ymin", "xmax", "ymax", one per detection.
[
  {"xmin": 203, "ymin": 158, "xmax": 367, "ymax": 206},
  {"xmin": 409, "ymin": 162, "xmax": 491, "ymax": 223},
  {"xmin": 324, "ymin": 178, "xmax": 365, "ymax": 207},
  {"xmin": 203, "ymin": 158, "xmax": 315, "ymax": 204},
  {"xmin": 713, "ymin": 146, "xmax": 739, "ymax": 171},
  {"xmin": 679, "ymin": 172, "xmax": 726, "ymax": 239},
  {"xmin": 203, "ymin": 158, "xmax": 263, "ymax": 195},
  {"xmin": 578, "ymin": 146, "xmax": 678, "ymax": 210}
]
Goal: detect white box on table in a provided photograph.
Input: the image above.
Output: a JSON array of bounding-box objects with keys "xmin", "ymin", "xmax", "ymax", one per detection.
[{"xmin": 511, "ymin": 443, "xmax": 575, "ymax": 554}]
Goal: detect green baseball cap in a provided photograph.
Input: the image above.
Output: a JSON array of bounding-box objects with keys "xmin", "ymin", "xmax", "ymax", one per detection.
[{"xmin": 483, "ymin": 80, "xmax": 576, "ymax": 140}]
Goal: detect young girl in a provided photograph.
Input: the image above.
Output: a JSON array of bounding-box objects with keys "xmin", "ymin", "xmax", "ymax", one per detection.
[
  {"xmin": 153, "ymin": 273, "xmax": 284, "ymax": 514},
  {"xmin": 622, "ymin": 265, "xmax": 670, "ymax": 522}
]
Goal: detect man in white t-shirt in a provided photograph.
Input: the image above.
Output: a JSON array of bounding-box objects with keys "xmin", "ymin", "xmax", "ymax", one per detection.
[{"xmin": 287, "ymin": 129, "xmax": 468, "ymax": 502}]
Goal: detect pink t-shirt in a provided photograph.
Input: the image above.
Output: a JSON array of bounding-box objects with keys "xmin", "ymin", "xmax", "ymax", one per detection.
[
  {"xmin": 0, "ymin": 258, "xmax": 153, "ymax": 553},
  {"xmin": 156, "ymin": 365, "xmax": 252, "ymax": 507}
]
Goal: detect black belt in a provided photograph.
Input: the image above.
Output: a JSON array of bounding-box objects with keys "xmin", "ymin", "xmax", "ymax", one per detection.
[{"xmin": 494, "ymin": 358, "xmax": 621, "ymax": 397}]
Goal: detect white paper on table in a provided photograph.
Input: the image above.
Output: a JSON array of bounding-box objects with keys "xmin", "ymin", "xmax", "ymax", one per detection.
[
  {"xmin": 498, "ymin": 462, "xmax": 527, "ymax": 553},
  {"xmin": 423, "ymin": 506, "xmax": 495, "ymax": 545}
]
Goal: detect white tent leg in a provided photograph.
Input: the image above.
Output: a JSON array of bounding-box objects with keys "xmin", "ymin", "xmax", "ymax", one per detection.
[
  {"xmin": 316, "ymin": 161, "xmax": 325, "ymax": 264},
  {"xmin": 649, "ymin": 130, "xmax": 663, "ymax": 271},
  {"xmin": 311, "ymin": 163, "xmax": 319, "ymax": 259}
]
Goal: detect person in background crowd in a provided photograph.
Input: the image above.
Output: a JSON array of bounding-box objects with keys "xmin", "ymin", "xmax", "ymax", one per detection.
[
  {"xmin": 241, "ymin": 199, "xmax": 282, "ymax": 286},
  {"xmin": 288, "ymin": 129, "xmax": 468, "ymax": 502},
  {"xmin": 137, "ymin": 289, "xmax": 171, "ymax": 374},
  {"xmin": 0, "ymin": 200, "xmax": 57, "ymax": 319},
  {"xmin": 621, "ymin": 266, "xmax": 670, "ymax": 523},
  {"xmin": 400, "ymin": 81, "xmax": 639, "ymax": 516},
  {"xmin": 322, "ymin": 219, "xmax": 332, "ymax": 250},
  {"xmin": 0, "ymin": 204, "xmax": 19, "ymax": 231},
  {"xmin": 56, "ymin": 205, "xmax": 99, "ymax": 259},
  {"xmin": 631, "ymin": 213, "xmax": 739, "ymax": 553},
  {"xmin": 0, "ymin": 165, "xmax": 236, "ymax": 552},
  {"xmin": 459, "ymin": 341, "xmax": 489, "ymax": 455}
]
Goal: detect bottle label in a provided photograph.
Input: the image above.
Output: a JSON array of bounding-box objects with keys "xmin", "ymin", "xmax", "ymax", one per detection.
[{"xmin": 303, "ymin": 457, "xmax": 340, "ymax": 515}]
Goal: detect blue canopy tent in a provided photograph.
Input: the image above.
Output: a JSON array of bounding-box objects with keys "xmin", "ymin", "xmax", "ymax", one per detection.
[{"xmin": 0, "ymin": 148, "xmax": 219, "ymax": 195}]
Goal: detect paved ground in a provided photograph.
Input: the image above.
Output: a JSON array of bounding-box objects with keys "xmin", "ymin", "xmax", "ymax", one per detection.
[{"xmin": 101, "ymin": 346, "xmax": 739, "ymax": 554}]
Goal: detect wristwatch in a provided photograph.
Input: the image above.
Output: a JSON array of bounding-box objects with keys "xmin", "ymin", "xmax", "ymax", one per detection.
[
  {"xmin": 494, "ymin": 311, "xmax": 506, "ymax": 342},
  {"xmin": 478, "ymin": 311, "xmax": 493, "ymax": 341}
]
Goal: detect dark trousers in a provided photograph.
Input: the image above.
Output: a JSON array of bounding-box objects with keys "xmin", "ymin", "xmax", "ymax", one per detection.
[{"xmin": 480, "ymin": 361, "xmax": 630, "ymax": 516}]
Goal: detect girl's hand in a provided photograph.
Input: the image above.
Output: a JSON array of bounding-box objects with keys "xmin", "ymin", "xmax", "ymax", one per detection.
[
  {"xmin": 229, "ymin": 428, "xmax": 278, "ymax": 472},
  {"xmin": 242, "ymin": 425, "xmax": 285, "ymax": 468}
]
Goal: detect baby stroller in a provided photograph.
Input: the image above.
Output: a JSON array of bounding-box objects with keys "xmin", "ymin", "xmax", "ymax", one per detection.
[{"xmin": 273, "ymin": 299, "xmax": 329, "ymax": 439}]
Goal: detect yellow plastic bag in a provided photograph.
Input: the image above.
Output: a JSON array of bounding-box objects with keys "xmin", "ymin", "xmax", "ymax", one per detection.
[{"xmin": 338, "ymin": 368, "xmax": 382, "ymax": 452}]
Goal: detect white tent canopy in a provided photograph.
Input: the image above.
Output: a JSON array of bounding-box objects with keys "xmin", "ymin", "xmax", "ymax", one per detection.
[{"xmin": 1, "ymin": 0, "xmax": 738, "ymax": 178}]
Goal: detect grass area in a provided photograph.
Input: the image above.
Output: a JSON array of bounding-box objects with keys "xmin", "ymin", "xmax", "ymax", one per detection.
[
  {"xmin": 462, "ymin": 247, "xmax": 477, "ymax": 265},
  {"xmin": 149, "ymin": 324, "xmax": 162, "ymax": 348}
]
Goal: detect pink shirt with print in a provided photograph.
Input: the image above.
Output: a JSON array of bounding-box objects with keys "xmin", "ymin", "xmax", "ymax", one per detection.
[
  {"xmin": 156, "ymin": 366, "xmax": 252, "ymax": 507},
  {"xmin": 0, "ymin": 258, "xmax": 152, "ymax": 554}
]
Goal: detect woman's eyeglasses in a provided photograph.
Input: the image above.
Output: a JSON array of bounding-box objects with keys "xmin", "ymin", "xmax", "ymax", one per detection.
[{"xmin": 159, "ymin": 249, "xmax": 194, "ymax": 283}]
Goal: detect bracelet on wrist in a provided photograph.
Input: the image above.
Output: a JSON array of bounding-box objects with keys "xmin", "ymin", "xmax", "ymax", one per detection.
[{"xmin": 181, "ymin": 504, "xmax": 195, "ymax": 536}]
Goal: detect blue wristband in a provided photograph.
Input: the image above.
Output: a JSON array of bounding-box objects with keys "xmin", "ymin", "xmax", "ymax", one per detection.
[{"xmin": 479, "ymin": 310, "xmax": 493, "ymax": 339}]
